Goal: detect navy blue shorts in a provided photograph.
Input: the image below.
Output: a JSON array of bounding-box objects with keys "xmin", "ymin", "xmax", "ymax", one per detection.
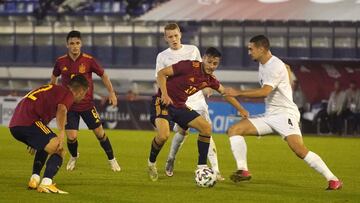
[
  {"xmin": 65, "ymin": 106, "xmax": 102, "ymax": 130},
  {"xmin": 150, "ymin": 96, "xmax": 200, "ymax": 130},
  {"xmin": 9, "ymin": 121, "xmax": 57, "ymax": 150}
]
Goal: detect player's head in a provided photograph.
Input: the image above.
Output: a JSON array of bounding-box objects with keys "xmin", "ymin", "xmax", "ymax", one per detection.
[
  {"xmin": 202, "ymin": 47, "xmax": 222, "ymax": 75},
  {"xmin": 68, "ymin": 75, "xmax": 89, "ymax": 103},
  {"xmin": 66, "ymin": 30, "xmax": 82, "ymax": 56},
  {"xmin": 248, "ymin": 35, "xmax": 270, "ymax": 61},
  {"xmin": 164, "ymin": 23, "xmax": 182, "ymax": 50}
]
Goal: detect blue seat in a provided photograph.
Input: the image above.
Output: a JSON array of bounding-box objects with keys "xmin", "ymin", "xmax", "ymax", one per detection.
[
  {"xmin": 0, "ymin": 46, "xmax": 15, "ymax": 63},
  {"xmin": 93, "ymin": 46, "xmax": 113, "ymax": 66},
  {"xmin": 242, "ymin": 47, "xmax": 257, "ymax": 68},
  {"xmin": 334, "ymin": 48, "xmax": 356, "ymax": 58},
  {"xmin": 288, "ymin": 48, "xmax": 310, "ymax": 58},
  {"xmin": 34, "ymin": 46, "xmax": 53, "ymax": 64},
  {"xmin": 271, "ymin": 47, "xmax": 287, "ymax": 58},
  {"xmin": 311, "ymin": 48, "xmax": 333, "ymax": 58},
  {"xmin": 222, "ymin": 47, "xmax": 243, "ymax": 68},
  {"xmin": 54, "ymin": 46, "xmax": 67, "ymax": 59},
  {"xmin": 15, "ymin": 45, "xmax": 34, "ymax": 63},
  {"xmin": 133, "ymin": 47, "xmax": 157, "ymax": 66},
  {"xmin": 114, "ymin": 47, "xmax": 133, "ymax": 66}
]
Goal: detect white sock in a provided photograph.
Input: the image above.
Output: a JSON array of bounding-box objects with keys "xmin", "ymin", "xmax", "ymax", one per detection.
[
  {"xmin": 229, "ymin": 135, "xmax": 248, "ymax": 171},
  {"xmin": 303, "ymin": 151, "xmax": 338, "ymax": 181},
  {"xmin": 168, "ymin": 132, "xmax": 186, "ymax": 160},
  {"xmin": 40, "ymin": 177, "xmax": 52, "ymax": 185},
  {"xmin": 31, "ymin": 174, "xmax": 40, "ymax": 182},
  {"xmin": 208, "ymin": 137, "xmax": 220, "ymax": 173},
  {"xmin": 197, "ymin": 164, "xmax": 207, "ymax": 169}
]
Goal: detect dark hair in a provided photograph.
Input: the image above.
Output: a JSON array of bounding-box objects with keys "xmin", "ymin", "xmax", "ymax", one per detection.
[
  {"xmin": 249, "ymin": 35, "xmax": 270, "ymax": 50},
  {"xmin": 204, "ymin": 47, "xmax": 222, "ymax": 58},
  {"xmin": 66, "ymin": 30, "xmax": 81, "ymax": 42},
  {"xmin": 69, "ymin": 75, "xmax": 88, "ymax": 90}
]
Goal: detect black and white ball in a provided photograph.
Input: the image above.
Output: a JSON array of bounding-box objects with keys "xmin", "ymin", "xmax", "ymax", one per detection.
[{"xmin": 194, "ymin": 166, "xmax": 217, "ymax": 187}]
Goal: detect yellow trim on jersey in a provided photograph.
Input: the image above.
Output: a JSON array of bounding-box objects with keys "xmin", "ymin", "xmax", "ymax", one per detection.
[
  {"xmin": 35, "ymin": 121, "xmax": 51, "ymax": 134},
  {"xmin": 82, "ymin": 53, "xmax": 93, "ymax": 59},
  {"xmin": 57, "ymin": 54, "xmax": 67, "ymax": 60}
]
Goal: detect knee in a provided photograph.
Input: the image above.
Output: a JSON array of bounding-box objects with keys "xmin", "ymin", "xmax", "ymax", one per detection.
[
  {"xmin": 93, "ymin": 126, "xmax": 104, "ymax": 139},
  {"xmin": 66, "ymin": 132, "xmax": 78, "ymax": 140},
  {"xmin": 200, "ymin": 123, "xmax": 212, "ymax": 136},
  {"xmin": 178, "ymin": 128, "xmax": 188, "ymax": 136},
  {"xmin": 227, "ymin": 125, "xmax": 242, "ymax": 137},
  {"xmin": 157, "ymin": 130, "xmax": 170, "ymax": 143}
]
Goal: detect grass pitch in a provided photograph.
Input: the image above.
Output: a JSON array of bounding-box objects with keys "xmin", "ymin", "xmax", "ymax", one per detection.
[{"xmin": 0, "ymin": 126, "xmax": 359, "ymax": 203}]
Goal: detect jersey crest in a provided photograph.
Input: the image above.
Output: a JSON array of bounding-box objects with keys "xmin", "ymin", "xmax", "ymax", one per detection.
[
  {"xmin": 79, "ymin": 63, "xmax": 86, "ymax": 73},
  {"xmin": 192, "ymin": 61, "xmax": 200, "ymax": 68}
]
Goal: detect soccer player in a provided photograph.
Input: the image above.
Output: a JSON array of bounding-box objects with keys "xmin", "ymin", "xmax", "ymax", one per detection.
[
  {"xmin": 50, "ymin": 30, "xmax": 120, "ymax": 172},
  {"xmin": 9, "ymin": 75, "xmax": 89, "ymax": 194},
  {"xmin": 224, "ymin": 35, "xmax": 342, "ymax": 190},
  {"xmin": 155, "ymin": 23, "xmax": 224, "ymax": 180},
  {"xmin": 148, "ymin": 47, "xmax": 249, "ymax": 181}
]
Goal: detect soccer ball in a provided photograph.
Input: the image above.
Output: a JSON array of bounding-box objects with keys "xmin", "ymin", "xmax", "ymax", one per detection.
[{"xmin": 194, "ymin": 166, "xmax": 217, "ymax": 188}]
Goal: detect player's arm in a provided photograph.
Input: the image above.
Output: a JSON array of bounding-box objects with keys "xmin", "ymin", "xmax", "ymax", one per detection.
[
  {"xmin": 56, "ymin": 103, "xmax": 67, "ymax": 151},
  {"xmin": 224, "ymin": 85, "xmax": 273, "ymax": 98},
  {"xmin": 217, "ymin": 84, "xmax": 249, "ymax": 118},
  {"xmin": 50, "ymin": 74, "xmax": 58, "ymax": 85},
  {"xmin": 157, "ymin": 66, "xmax": 174, "ymax": 105},
  {"xmin": 101, "ymin": 72, "xmax": 117, "ymax": 107}
]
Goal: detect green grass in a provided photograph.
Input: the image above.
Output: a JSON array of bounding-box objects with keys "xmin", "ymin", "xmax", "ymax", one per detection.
[{"xmin": 0, "ymin": 126, "xmax": 359, "ymax": 203}]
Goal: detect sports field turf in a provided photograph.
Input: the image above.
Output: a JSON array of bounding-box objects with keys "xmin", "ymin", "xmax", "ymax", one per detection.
[{"xmin": 0, "ymin": 126, "xmax": 359, "ymax": 202}]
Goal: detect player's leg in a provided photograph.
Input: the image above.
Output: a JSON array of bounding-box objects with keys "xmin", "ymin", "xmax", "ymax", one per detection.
[
  {"xmin": 285, "ymin": 135, "xmax": 342, "ymax": 190},
  {"xmin": 227, "ymin": 118, "xmax": 270, "ymax": 182},
  {"xmin": 187, "ymin": 115, "xmax": 212, "ymax": 168},
  {"xmin": 82, "ymin": 106, "xmax": 120, "ymax": 171},
  {"xmin": 38, "ymin": 136, "xmax": 68, "ymax": 194},
  {"xmin": 199, "ymin": 108, "xmax": 224, "ymax": 180},
  {"xmin": 165, "ymin": 124, "xmax": 188, "ymax": 177},
  {"xmin": 65, "ymin": 111, "xmax": 80, "ymax": 171}
]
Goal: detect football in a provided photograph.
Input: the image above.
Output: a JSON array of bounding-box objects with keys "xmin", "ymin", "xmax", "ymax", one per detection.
[{"xmin": 194, "ymin": 166, "xmax": 217, "ymax": 188}]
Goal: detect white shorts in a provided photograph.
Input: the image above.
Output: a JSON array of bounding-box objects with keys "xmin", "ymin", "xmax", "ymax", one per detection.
[
  {"xmin": 173, "ymin": 106, "xmax": 211, "ymax": 132},
  {"xmin": 248, "ymin": 113, "xmax": 302, "ymax": 139}
]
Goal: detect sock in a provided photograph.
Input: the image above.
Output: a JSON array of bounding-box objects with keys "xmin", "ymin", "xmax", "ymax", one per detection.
[
  {"xmin": 207, "ymin": 137, "xmax": 220, "ymax": 173},
  {"xmin": 43, "ymin": 154, "xmax": 63, "ymax": 180},
  {"xmin": 149, "ymin": 137, "xmax": 164, "ymax": 163},
  {"xmin": 98, "ymin": 134, "xmax": 115, "ymax": 160},
  {"xmin": 67, "ymin": 138, "xmax": 78, "ymax": 158},
  {"xmin": 229, "ymin": 135, "xmax": 248, "ymax": 171},
  {"xmin": 32, "ymin": 150, "xmax": 48, "ymax": 175},
  {"xmin": 197, "ymin": 134, "xmax": 211, "ymax": 165},
  {"xmin": 303, "ymin": 151, "xmax": 338, "ymax": 181},
  {"xmin": 168, "ymin": 132, "xmax": 186, "ymax": 160}
]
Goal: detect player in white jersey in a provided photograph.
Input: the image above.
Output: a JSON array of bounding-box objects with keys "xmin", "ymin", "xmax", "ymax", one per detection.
[
  {"xmin": 155, "ymin": 23, "xmax": 224, "ymax": 180},
  {"xmin": 224, "ymin": 35, "xmax": 342, "ymax": 190}
]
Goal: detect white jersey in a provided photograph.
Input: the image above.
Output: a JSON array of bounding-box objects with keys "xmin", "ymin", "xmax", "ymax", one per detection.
[
  {"xmin": 155, "ymin": 44, "xmax": 208, "ymax": 110},
  {"xmin": 259, "ymin": 56, "xmax": 300, "ymax": 119}
]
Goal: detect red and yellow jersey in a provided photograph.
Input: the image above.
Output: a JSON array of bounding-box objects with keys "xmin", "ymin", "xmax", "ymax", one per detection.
[
  {"xmin": 9, "ymin": 84, "xmax": 74, "ymax": 127},
  {"xmin": 52, "ymin": 53, "xmax": 104, "ymax": 111},
  {"xmin": 156, "ymin": 60, "xmax": 220, "ymax": 108}
]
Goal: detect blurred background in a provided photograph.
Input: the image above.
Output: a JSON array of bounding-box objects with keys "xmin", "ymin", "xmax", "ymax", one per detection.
[{"xmin": 0, "ymin": 0, "xmax": 360, "ymax": 135}]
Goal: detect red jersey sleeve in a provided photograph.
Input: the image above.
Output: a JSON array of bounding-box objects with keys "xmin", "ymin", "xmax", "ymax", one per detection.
[
  {"xmin": 91, "ymin": 58, "xmax": 105, "ymax": 77},
  {"xmin": 172, "ymin": 60, "xmax": 193, "ymax": 76},
  {"xmin": 209, "ymin": 75, "xmax": 220, "ymax": 90},
  {"xmin": 52, "ymin": 59, "xmax": 62, "ymax": 77},
  {"xmin": 60, "ymin": 91, "xmax": 75, "ymax": 111}
]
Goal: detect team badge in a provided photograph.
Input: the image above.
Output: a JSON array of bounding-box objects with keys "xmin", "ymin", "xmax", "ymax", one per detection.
[
  {"xmin": 192, "ymin": 61, "xmax": 200, "ymax": 68},
  {"xmin": 79, "ymin": 63, "xmax": 86, "ymax": 73}
]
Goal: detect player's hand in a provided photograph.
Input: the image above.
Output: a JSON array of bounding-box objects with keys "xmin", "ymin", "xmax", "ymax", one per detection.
[
  {"xmin": 108, "ymin": 91, "xmax": 118, "ymax": 107},
  {"xmin": 203, "ymin": 88, "xmax": 213, "ymax": 98},
  {"xmin": 27, "ymin": 146, "xmax": 36, "ymax": 155},
  {"xmin": 161, "ymin": 94, "xmax": 173, "ymax": 106},
  {"xmin": 224, "ymin": 87, "xmax": 240, "ymax": 97},
  {"xmin": 238, "ymin": 108, "xmax": 249, "ymax": 119}
]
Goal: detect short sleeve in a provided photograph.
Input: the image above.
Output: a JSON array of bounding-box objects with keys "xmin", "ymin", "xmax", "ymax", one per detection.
[
  {"xmin": 262, "ymin": 65, "xmax": 281, "ymax": 88},
  {"xmin": 209, "ymin": 75, "xmax": 220, "ymax": 90},
  {"xmin": 52, "ymin": 60, "xmax": 61, "ymax": 77},
  {"xmin": 91, "ymin": 58, "xmax": 104, "ymax": 77},
  {"xmin": 155, "ymin": 54, "xmax": 164, "ymax": 77},
  {"xmin": 194, "ymin": 46, "xmax": 202, "ymax": 62}
]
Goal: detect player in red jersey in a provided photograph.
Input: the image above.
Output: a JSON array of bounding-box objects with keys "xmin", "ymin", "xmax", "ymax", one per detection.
[
  {"xmin": 9, "ymin": 75, "xmax": 89, "ymax": 194},
  {"xmin": 50, "ymin": 30, "xmax": 120, "ymax": 172},
  {"xmin": 147, "ymin": 47, "xmax": 249, "ymax": 181}
]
